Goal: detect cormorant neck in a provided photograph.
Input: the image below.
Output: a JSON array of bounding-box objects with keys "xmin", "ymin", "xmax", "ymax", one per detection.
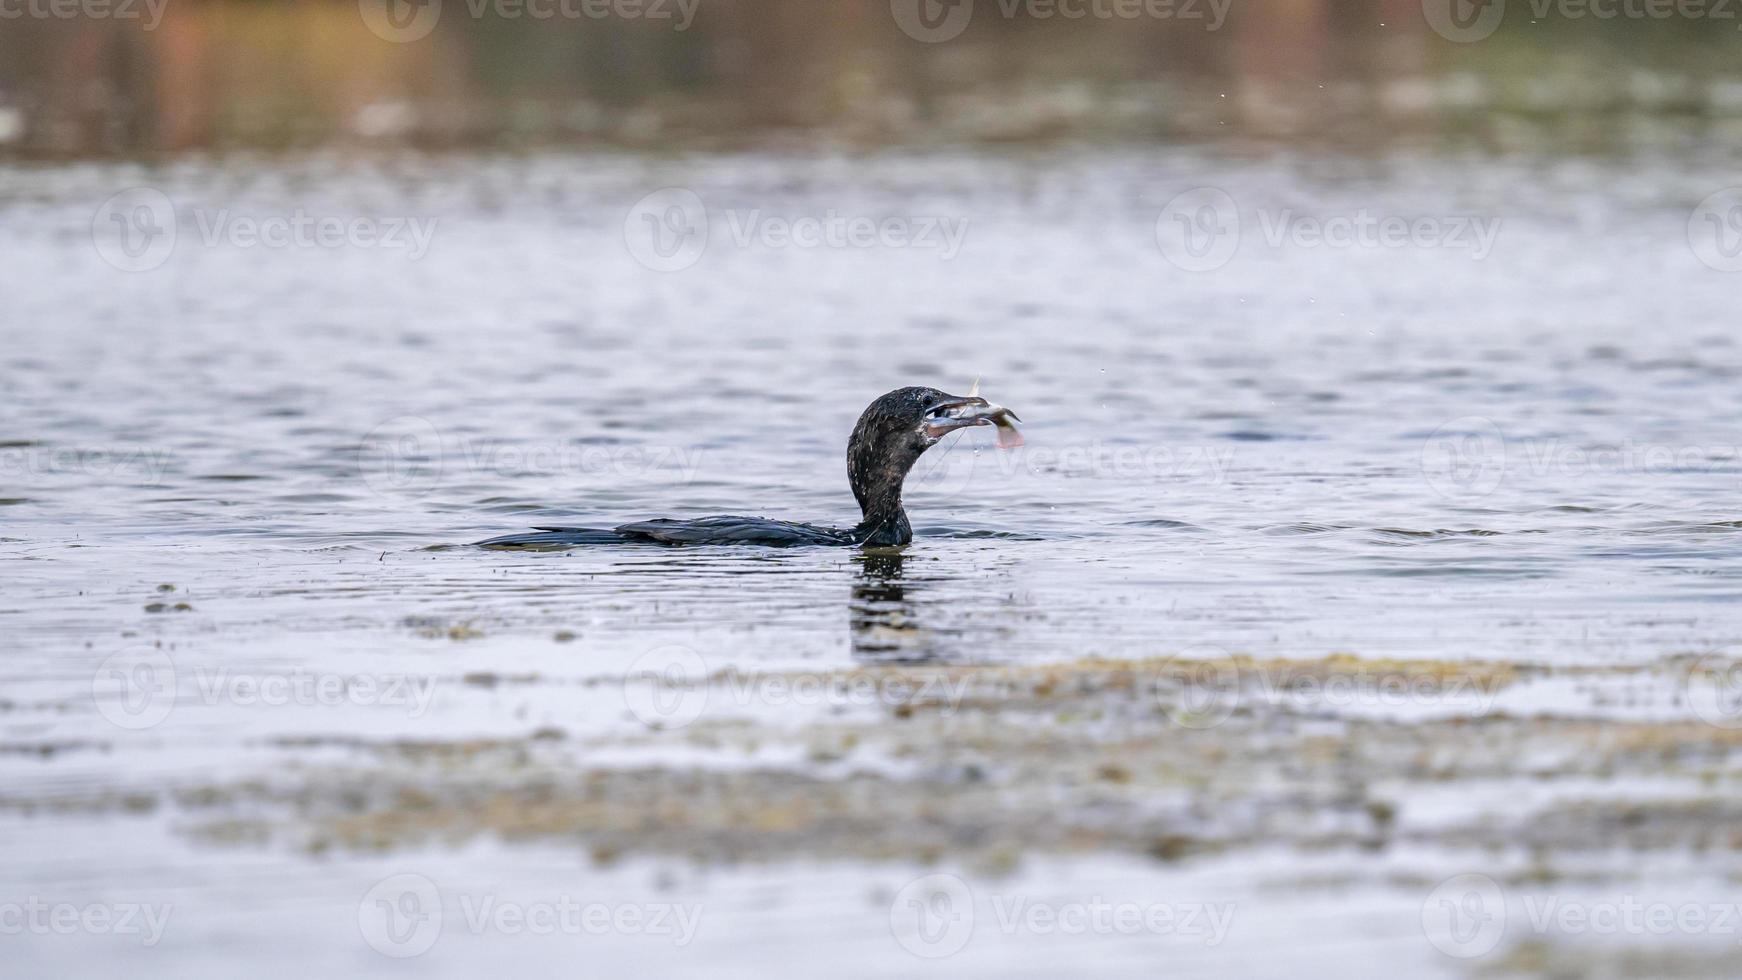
[
  {"xmin": 847, "ymin": 415, "xmax": 925, "ymax": 547},
  {"xmin": 854, "ymin": 507, "xmax": 911, "ymax": 547}
]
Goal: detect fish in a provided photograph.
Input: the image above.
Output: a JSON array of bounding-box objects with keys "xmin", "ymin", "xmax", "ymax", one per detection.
[{"xmin": 961, "ymin": 378, "xmax": 1024, "ymax": 449}]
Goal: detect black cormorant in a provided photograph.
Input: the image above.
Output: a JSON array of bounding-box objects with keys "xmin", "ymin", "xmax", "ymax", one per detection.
[{"xmin": 477, "ymin": 386, "xmax": 1020, "ymax": 549}]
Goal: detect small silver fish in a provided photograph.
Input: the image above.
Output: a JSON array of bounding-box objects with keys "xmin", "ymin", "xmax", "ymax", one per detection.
[{"xmin": 951, "ymin": 379, "xmax": 1023, "ymax": 449}]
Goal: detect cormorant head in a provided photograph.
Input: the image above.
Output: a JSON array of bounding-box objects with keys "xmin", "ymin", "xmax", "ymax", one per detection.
[{"xmin": 846, "ymin": 386, "xmax": 1017, "ymax": 532}]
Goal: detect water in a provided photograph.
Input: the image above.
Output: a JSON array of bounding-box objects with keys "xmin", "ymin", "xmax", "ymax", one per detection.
[{"xmin": 5, "ymin": 147, "xmax": 1742, "ymax": 976}]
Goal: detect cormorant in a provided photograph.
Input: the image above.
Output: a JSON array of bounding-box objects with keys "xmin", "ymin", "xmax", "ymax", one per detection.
[{"xmin": 477, "ymin": 386, "xmax": 1020, "ymax": 549}]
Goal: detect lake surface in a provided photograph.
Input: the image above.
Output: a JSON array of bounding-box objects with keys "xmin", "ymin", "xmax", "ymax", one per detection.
[{"xmin": 5, "ymin": 147, "xmax": 1742, "ymax": 977}]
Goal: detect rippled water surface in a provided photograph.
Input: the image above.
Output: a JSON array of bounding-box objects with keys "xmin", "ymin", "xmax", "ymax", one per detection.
[
  {"xmin": 9, "ymin": 149, "xmax": 1742, "ymax": 662},
  {"xmin": 5, "ymin": 148, "xmax": 1742, "ymax": 977}
]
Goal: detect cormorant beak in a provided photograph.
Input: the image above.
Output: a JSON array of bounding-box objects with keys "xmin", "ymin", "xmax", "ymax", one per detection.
[{"xmin": 920, "ymin": 394, "xmax": 1024, "ymax": 446}]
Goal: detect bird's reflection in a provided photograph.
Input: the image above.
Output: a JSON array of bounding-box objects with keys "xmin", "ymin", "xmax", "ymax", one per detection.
[{"xmin": 849, "ymin": 548, "xmax": 939, "ymax": 663}]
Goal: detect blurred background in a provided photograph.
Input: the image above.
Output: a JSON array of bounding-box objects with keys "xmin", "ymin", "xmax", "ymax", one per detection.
[{"xmin": 5, "ymin": 0, "xmax": 1742, "ymax": 157}]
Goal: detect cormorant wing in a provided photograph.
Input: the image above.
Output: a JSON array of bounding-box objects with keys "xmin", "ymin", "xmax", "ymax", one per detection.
[
  {"xmin": 478, "ymin": 518, "xmax": 858, "ymax": 548},
  {"xmin": 613, "ymin": 516, "xmax": 855, "ymax": 547}
]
